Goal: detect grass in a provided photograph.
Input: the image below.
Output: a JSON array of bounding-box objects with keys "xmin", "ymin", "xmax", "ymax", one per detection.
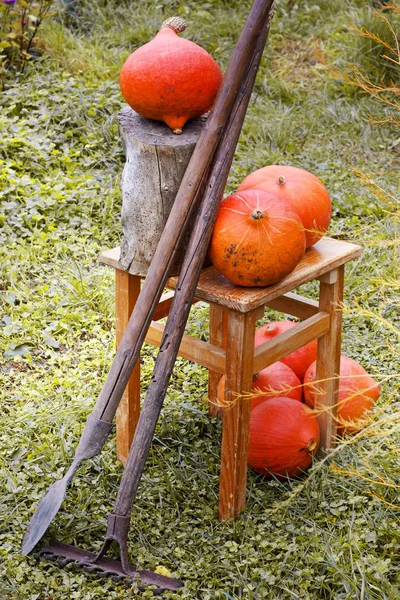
[{"xmin": 0, "ymin": 0, "xmax": 399, "ymax": 598}]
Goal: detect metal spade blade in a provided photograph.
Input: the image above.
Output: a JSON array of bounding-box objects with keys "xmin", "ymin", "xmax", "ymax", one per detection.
[{"xmin": 21, "ymin": 415, "xmax": 113, "ymax": 555}]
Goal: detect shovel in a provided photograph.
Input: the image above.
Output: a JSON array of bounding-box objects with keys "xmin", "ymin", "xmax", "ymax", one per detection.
[{"xmin": 22, "ymin": 0, "xmax": 274, "ymax": 590}]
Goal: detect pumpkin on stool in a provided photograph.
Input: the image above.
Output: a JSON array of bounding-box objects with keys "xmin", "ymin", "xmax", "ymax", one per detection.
[
  {"xmin": 238, "ymin": 165, "xmax": 332, "ymax": 247},
  {"xmin": 209, "ymin": 189, "xmax": 306, "ymax": 287}
]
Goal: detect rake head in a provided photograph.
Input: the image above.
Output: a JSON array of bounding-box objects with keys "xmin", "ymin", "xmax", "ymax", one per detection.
[{"xmin": 34, "ymin": 541, "xmax": 183, "ymax": 594}]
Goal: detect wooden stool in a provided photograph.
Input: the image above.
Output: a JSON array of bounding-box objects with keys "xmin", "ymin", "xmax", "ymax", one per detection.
[{"xmin": 99, "ymin": 237, "xmax": 361, "ymax": 519}]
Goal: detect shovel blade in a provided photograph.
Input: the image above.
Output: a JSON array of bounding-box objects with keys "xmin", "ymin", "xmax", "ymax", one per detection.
[{"xmin": 21, "ymin": 478, "xmax": 68, "ymax": 556}]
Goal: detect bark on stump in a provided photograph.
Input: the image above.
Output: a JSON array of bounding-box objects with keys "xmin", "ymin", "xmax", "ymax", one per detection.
[{"xmin": 118, "ymin": 106, "xmax": 205, "ymax": 276}]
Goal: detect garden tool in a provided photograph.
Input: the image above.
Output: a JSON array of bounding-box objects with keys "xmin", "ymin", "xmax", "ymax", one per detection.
[{"xmin": 22, "ymin": 0, "xmax": 274, "ymax": 590}]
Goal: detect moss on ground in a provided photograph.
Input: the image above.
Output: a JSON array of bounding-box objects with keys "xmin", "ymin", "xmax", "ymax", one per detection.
[{"xmin": 0, "ymin": 1, "xmax": 399, "ymax": 598}]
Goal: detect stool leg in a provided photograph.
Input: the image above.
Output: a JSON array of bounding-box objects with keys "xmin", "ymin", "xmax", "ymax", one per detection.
[
  {"xmin": 115, "ymin": 270, "xmax": 141, "ymax": 466},
  {"xmin": 208, "ymin": 303, "xmax": 229, "ymax": 417},
  {"xmin": 219, "ymin": 309, "xmax": 258, "ymax": 520},
  {"xmin": 316, "ymin": 266, "xmax": 344, "ymax": 452}
]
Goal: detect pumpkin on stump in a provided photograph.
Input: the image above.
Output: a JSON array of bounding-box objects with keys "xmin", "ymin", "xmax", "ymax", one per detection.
[
  {"xmin": 217, "ymin": 362, "xmax": 302, "ymax": 411},
  {"xmin": 255, "ymin": 320, "xmax": 317, "ymax": 381},
  {"xmin": 238, "ymin": 165, "xmax": 332, "ymax": 247},
  {"xmin": 303, "ymin": 355, "xmax": 381, "ymax": 435},
  {"xmin": 248, "ymin": 398, "xmax": 320, "ymax": 478},
  {"xmin": 209, "ymin": 189, "xmax": 306, "ymax": 287},
  {"xmin": 120, "ymin": 17, "xmax": 223, "ymax": 134}
]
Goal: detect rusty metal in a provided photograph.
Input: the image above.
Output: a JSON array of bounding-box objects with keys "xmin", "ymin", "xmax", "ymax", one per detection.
[
  {"xmin": 34, "ymin": 541, "xmax": 183, "ymax": 593},
  {"xmin": 21, "ymin": 415, "xmax": 113, "ymax": 556}
]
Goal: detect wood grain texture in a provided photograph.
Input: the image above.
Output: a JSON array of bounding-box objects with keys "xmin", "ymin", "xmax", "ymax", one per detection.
[
  {"xmin": 151, "ymin": 291, "xmax": 175, "ymax": 321},
  {"xmin": 219, "ymin": 309, "xmax": 258, "ymax": 519},
  {"xmin": 265, "ymin": 292, "xmax": 319, "ymax": 319},
  {"xmin": 118, "ymin": 108, "xmax": 204, "ymax": 275},
  {"xmin": 145, "ymin": 321, "xmax": 226, "ymax": 374},
  {"xmin": 316, "ymin": 266, "xmax": 345, "ymax": 452},
  {"xmin": 207, "ymin": 304, "xmax": 229, "ymax": 417},
  {"xmin": 168, "ymin": 238, "xmax": 361, "ymax": 312},
  {"xmin": 253, "ymin": 312, "xmax": 330, "ymax": 374},
  {"xmin": 99, "ymin": 238, "xmax": 361, "ymax": 313},
  {"xmin": 110, "ymin": 1, "xmax": 276, "ymax": 519},
  {"xmin": 115, "ymin": 271, "xmax": 141, "ymax": 465}
]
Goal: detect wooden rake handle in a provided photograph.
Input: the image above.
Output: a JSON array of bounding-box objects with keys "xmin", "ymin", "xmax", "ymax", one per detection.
[
  {"xmin": 94, "ymin": 0, "xmax": 275, "ymax": 424},
  {"xmin": 110, "ymin": 3, "xmax": 274, "ymax": 519}
]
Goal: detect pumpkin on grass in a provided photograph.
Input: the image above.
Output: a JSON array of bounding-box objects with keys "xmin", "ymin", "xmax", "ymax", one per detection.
[
  {"xmin": 248, "ymin": 398, "xmax": 320, "ymax": 479},
  {"xmin": 209, "ymin": 189, "xmax": 306, "ymax": 287},
  {"xmin": 255, "ymin": 320, "xmax": 317, "ymax": 381},
  {"xmin": 217, "ymin": 362, "xmax": 302, "ymax": 410},
  {"xmin": 238, "ymin": 165, "xmax": 332, "ymax": 248},
  {"xmin": 303, "ymin": 355, "xmax": 381, "ymax": 435},
  {"xmin": 120, "ymin": 17, "xmax": 222, "ymax": 134}
]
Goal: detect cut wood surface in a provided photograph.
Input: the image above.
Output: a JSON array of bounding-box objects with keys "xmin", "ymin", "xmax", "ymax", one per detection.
[{"xmin": 118, "ymin": 107, "xmax": 205, "ymax": 275}]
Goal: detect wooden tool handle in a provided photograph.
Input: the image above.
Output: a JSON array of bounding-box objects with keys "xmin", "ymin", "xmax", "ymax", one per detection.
[
  {"xmin": 93, "ymin": 0, "xmax": 275, "ymax": 424},
  {"xmin": 112, "ymin": 2, "xmax": 274, "ymax": 517}
]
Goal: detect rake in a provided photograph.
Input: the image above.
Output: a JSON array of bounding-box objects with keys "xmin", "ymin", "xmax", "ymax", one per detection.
[{"xmin": 21, "ymin": 0, "xmax": 274, "ymax": 592}]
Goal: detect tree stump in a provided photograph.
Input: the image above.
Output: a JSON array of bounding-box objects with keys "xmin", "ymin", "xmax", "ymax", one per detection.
[{"xmin": 118, "ymin": 106, "xmax": 205, "ymax": 276}]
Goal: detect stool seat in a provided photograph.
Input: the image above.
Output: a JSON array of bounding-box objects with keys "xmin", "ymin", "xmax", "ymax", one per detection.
[
  {"xmin": 100, "ymin": 237, "xmax": 361, "ymax": 312},
  {"xmin": 99, "ymin": 237, "xmax": 361, "ymax": 519}
]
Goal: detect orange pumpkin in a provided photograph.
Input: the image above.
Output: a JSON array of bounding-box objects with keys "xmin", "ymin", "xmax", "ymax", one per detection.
[
  {"xmin": 248, "ymin": 398, "xmax": 320, "ymax": 478},
  {"xmin": 303, "ymin": 355, "xmax": 381, "ymax": 435},
  {"xmin": 119, "ymin": 17, "xmax": 223, "ymax": 134},
  {"xmin": 255, "ymin": 321, "xmax": 317, "ymax": 381},
  {"xmin": 217, "ymin": 362, "xmax": 302, "ymax": 410},
  {"xmin": 237, "ymin": 165, "xmax": 332, "ymax": 248},
  {"xmin": 209, "ymin": 190, "xmax": 306, "ymax": 287}
]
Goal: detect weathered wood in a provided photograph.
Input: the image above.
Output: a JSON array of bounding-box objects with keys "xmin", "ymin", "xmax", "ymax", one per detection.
[
  {"xmin": 118, "ymin": 108, "xmax": 205, "ymax": 275},
  {"xmin": 219, "ymin": 309, "xmax": 258, "ymax": 519},
  {"xmin": 253, "ymin": 312, "xmax": 330, "ymax": 374},
  {"xmin": 165, "ymin": 237, "xmax": 362, "ymax": 313},
  {"xmin": 109, "ymin": 3, "xmax": 275, "ymax": 525},
  {"xmin": 207, "ymin": 304, "xmax": 229, "ymax": 416},
  {"xmin": 95, "ymin": 1, "xmax": 275, "ymax": 429},
  {"xmin": 316, "ymin": 266, "xmax": 344, "ymax": 451},
  {"xmin": 115, "ymin": 271, "xmax": 141, "ymax": 466},
  {"xmin": 145, "ymin": 321, "xmax": 226, "ymax": 373},
  {"xmin": 265, "ymin": 292, "xmax": 319, "ymax": 319},
  {"xmin": 99, "ymin": 238, "xmax": 361, "ymax": 313}
]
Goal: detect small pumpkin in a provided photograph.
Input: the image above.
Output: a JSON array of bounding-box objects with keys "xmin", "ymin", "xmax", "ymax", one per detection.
[
  {"xmin": 119, "ymin": 17, "xmax": 223, "ymax": 134},
  {"xmin": 237, "ymin": 165, "xmax": 332, "ymax": 248},
  {"xmin": 255, "ymin": 320, "xmax": 317, "ymax": 381},
  {"xmin": 217, "ymin": 362, "xmax": 302, "ymax": 410},
  {"xmin": 209, "ymin": 189, "xmax": 306, "ymax": 287},
  {"xmin": 303, "ymin": 355, "xmax": 381, "ymax": 435},
  {"xmin": 248, "ymin": 398, "xmax": 320, "ymax": 478}
]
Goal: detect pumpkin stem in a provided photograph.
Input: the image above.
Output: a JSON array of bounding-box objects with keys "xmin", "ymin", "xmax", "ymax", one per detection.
[
  {"xmin": 251, "ymin": 209, "xmax": 264, "ymax": 220},
  {"xmin": 277, "ymin": 175, "xmax": 286, "ymax": 185},
  {"xmin": 161, "ymin": 17, "xmax": 187, "ymax": 34},
  {"xmin": 307, "ymin": 438, "xmax": 318, "ymax": 452}
]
